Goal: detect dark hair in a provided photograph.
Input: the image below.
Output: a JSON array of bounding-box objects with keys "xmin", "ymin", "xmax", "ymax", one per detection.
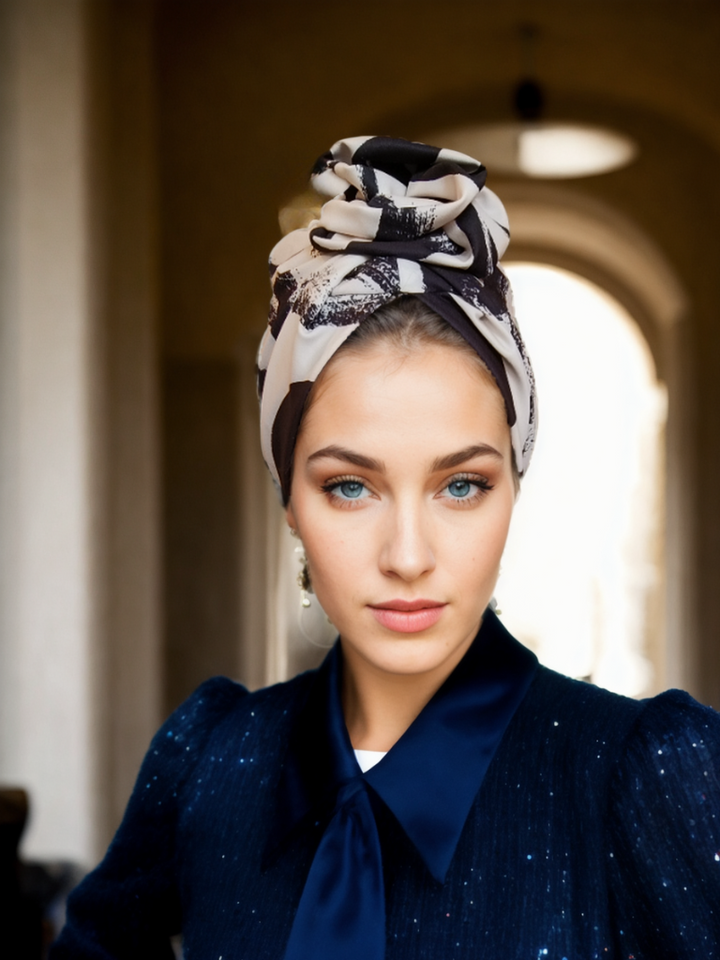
[{"xmin": 335, "ymin": 296, "xmax": 496, "ymax": 382}]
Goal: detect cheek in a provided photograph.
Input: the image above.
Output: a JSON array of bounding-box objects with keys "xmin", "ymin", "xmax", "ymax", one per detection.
[
  {"xmin": 302, "ymin": 519, "xmax": 366, "ymax": 601},
  {"xmin": 450, "ymin": 497, "xmax": 514, "ymax": 577},
  {"xmin": 304, "ymin": 545, "xmax": 360, "ymax": 630}
]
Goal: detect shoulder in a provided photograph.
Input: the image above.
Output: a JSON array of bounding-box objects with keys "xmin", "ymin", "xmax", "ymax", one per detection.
[
  {"xmin": 164, "ymin": 671, "xmax": 313, "ymax": 731},
  {"xmin": 172, "ymin": 668, "xmax": 318, "ymax": 728},
  {"xmin": 522, "ymin": 666, "xmax": 719, "ymax": 761},
  {"xmin": 486, "ymin": 666, "xmax": 647, "ymax": 818},
  {"xmin": 519, "ymin": 665, "xmax": 644, "ymax": 743},
  {"xmin": 612, "ymin": 687, "xmax": 720, "ymax": 796},
  {"xmin": 599, "ymin": 687, "xmax": 720, "ymax": 861},
  {"xmin": 145, "ymin": 670, "xmax": 319, "ymax": 784},
  {"xmin": 506, "ymin": 666, "xmax": 720, "ymax": 796},
  {"xmin": 631, "ymin": 685, "xmax": 720, "ymax": 742},
  {"xmin": 604, "ymin": 690, "xmax": 720, "ymax": 950}
]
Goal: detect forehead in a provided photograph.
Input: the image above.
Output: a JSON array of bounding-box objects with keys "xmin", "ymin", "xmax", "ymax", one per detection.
[{"xmin": 298, "ymin": 342, "xmax": 510, "ymax": 455}]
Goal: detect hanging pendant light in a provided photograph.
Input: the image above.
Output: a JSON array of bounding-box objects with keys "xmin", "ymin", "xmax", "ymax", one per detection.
[
  {"xmin": 441, "ymin": 119, "xmax": 637, "ymax": 179},
  {"xmin": 434, "ymin": 26, "xmax": 638, "ymax": 179}
]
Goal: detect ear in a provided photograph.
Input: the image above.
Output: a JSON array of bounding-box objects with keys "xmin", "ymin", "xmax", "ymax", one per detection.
[{"xmin": 285, "ymin": 501, "xmax": 297, "ymax": 533}]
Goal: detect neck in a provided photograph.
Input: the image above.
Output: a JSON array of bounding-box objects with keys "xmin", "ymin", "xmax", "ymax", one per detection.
[{"xmin": 340, "ymin": 635, "xmax": 475, "ymax": 752}]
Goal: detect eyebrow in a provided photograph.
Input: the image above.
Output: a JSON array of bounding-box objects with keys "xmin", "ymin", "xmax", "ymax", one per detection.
[
  {"xmin": 306, "ymin": 442, "xmax": 503, "ymax": 473},
  {"xmin": 306, "ymin": 445, "xmax": 384, "ymax": 471},
  {"xmin": 430, "ymin": 444, "xmax": 504, "ymax": 472}
]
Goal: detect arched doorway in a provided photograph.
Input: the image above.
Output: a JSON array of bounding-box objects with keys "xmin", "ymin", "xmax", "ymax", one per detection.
[
  {"xmin": 499, "ymin": 263, "xmax": 666, "ymax": 696},
  {"xmin": 499, "ymin": 183, "xmax": 691, "ymax": 694}
]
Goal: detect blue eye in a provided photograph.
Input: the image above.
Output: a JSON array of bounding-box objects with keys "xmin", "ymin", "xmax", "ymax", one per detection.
[
  {"xmin": 447, "ymin": 479, "xmax": 473, "ymax": 498},
  {"xmin": 337, "ymin": 481, "xmax": 365, "ymax": 499},
  {"xmin": 442, "ymin": 476, "xmax": 493, "ymax": 502},
  {"xmin": 321, "ymin": 477, "xmax": 370, "ymax": 503}
]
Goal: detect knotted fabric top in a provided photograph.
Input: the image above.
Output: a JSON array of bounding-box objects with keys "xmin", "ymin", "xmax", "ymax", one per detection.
[
  {"xmin": 270, "ymin": 610, "xmax": 539, "ymax": 960},
  {"xmin": 257, "ymin": 135, "xmax": 537, "ymax": 501}
]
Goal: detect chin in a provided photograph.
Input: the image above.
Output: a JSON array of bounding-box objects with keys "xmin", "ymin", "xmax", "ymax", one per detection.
[{"xmin": 345, "ymin": 628, "xmax": 477, "ymax": 678}]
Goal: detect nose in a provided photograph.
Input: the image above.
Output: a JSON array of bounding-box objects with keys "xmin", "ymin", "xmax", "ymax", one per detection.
[{"xmin": 379, "ymin": 498, "xmax": 436, "ymax": 582}]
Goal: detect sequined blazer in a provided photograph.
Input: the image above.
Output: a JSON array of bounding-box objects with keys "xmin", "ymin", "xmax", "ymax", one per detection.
[{"xmin": 51, "ymin": 628, "xmax": 720, "ymax": 959}]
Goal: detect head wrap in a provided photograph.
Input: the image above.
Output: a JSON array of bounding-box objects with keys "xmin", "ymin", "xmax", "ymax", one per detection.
[{"xmin": 257, "ymin": 135, "xmax": 537, "ymax": 500}]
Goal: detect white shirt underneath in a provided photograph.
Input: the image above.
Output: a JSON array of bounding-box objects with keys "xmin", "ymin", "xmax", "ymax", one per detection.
[{"xmin": 354, "ymin": 749, "xmax": 387, "ymax": 773}]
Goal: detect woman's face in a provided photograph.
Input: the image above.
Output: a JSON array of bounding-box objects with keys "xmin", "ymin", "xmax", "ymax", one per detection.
[{"xmin": 286, "ymin": 342, "xmax": 516, "ymax": 684}]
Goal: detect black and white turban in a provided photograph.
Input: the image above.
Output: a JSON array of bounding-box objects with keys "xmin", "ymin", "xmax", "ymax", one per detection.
[{"xmin": 257, "ymin": 135, "xmax": 537, "ymax": 500}]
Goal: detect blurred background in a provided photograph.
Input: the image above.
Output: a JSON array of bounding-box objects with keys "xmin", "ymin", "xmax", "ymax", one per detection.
[{"xmin": 1, "ymin": 0, "xmax": 719, "ymax": 935}]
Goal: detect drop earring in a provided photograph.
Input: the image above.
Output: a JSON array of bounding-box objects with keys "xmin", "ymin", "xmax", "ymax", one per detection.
[
  {"xmin": 294, "ymin": 546, "xmax": 334, "ymax": 648},
  {"xmin": 297, "ymin": 553, "xmax": 313, "ymax": 608},
  {"xmin": 289, "ymin": 527, "xmax": 334, "ymax": 647},
  {"xmin": 290, "ymin": 529, "xmax": 313, "ymax": 608}
]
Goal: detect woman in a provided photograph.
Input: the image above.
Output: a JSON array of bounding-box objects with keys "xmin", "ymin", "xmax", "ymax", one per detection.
[{"xmin": 52, "ymin": 137, "xmax": 720, "ymax": 959}]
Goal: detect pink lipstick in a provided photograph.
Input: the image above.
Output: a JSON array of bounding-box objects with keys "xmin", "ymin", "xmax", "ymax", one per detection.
[{"xmin": 368, "ymin": 599, "xmax": 447, "ymax": 634}]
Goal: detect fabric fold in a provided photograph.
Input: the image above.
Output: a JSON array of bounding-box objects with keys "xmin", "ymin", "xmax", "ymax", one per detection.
[
  {"xmin": 257, "ymin": 135, "xmax": 537, "ymax": 502},
  {"xmin": 282, "ymin": 778, "xmax": 386, "ymax": 960}
]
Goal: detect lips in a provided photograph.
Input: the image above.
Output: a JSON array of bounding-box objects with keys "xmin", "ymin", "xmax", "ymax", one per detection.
[{"xmin": 368, "ymin": 599, "xmax": 447, "ymax": 634}]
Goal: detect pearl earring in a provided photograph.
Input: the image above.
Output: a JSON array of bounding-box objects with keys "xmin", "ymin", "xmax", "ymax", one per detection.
[
  {"xmin": 289, "ymin": 528, "xmax": 313, "ymax": 608},
  {"xmin": 297, "ymin": 554, "xmax": 312, "ymax": 608}
]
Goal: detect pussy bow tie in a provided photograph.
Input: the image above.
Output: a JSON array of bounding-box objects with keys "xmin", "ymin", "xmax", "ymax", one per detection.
[{"xmin": 277, "ymin": 611, "xmax": 538, "ymax": 960}]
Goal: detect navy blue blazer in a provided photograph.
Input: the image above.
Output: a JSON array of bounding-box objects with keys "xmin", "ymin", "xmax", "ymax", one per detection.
[{"xmin": 51, "ymin": 622, "xmax": 720, "ymax": 959}]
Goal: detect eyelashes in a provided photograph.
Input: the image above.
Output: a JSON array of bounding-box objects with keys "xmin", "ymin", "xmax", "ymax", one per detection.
[
  {"xmin": 441, "ymin": 473, "xmax": 494, "ymax": 505},
  {"xmin": 321, "ymin": 477, "xmax": 370, "ymax": 505},
  {"xmin": 320, "ymin": 473, "xmax": 494, "ymax": 508}
]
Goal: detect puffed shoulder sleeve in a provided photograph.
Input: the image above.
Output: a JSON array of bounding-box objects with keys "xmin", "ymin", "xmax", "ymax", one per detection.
[
  {"xmin": 50, "ymin": 676, "xmax": 248, "ymax": 960},
  {"xmin": 607, "ymin": 689, "xmax": 720, "ymax": 958}
]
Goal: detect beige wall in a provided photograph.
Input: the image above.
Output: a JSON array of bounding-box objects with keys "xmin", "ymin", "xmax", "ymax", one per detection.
[
  {"xmin": 0, "ymin": 0, "xmax": 161, "ymax": 863},
  {"xmin": 0, "ymin": 0, "xmax": 98, "ymax": 862},
  {"xmin": 90, "ymin": 0, "xmax": 162, "ymax": 850}
]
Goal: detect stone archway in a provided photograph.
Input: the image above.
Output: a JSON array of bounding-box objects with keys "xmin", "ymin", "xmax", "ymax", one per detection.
[{"xmin": 498, "ymin": 182, "xmax": 692, "ymax": 692}]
